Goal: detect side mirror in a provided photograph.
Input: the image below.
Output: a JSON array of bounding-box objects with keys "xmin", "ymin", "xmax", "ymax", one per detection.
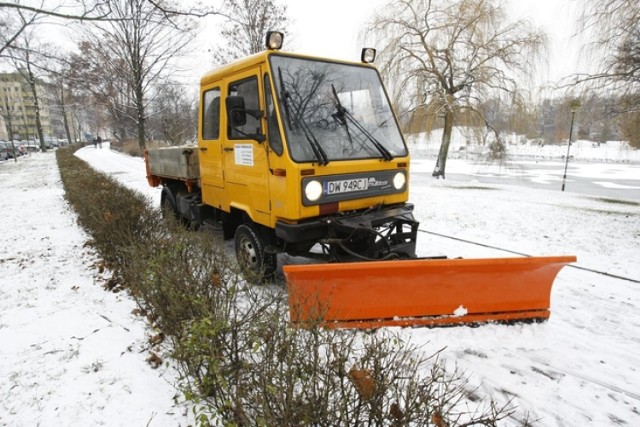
[
  {"xmin": 225, "ymin": 95, "xmax": 266, "ymax": 143},
  {"xmin": 226, "ymin": 95, "xmax": 247, "ymax": 127}
]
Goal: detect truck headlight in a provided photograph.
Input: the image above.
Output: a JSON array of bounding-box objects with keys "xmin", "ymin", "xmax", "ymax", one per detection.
[
  {"xmin": 305, "ymin": 180, "xmax": 323, "ymax": 201},
  {"xmin": 393, "ymin": 172, "xmax": 406, "ymax": 190}
]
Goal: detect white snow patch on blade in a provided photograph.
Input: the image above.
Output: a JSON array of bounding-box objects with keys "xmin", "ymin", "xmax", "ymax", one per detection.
[{"xmin": 453, "ymin": 305, "xmax": 468, "ymax": 317}]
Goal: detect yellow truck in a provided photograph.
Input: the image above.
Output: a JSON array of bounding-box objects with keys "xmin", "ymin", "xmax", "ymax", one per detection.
[{"xmin": 146, "ymin": 32, "xmax": 575, "ymax": 328}]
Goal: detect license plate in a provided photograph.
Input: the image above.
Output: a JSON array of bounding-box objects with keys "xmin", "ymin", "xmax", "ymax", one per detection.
[{"xmin": 325, "ymin": 178, "xmax": 369, "ymax": 195}]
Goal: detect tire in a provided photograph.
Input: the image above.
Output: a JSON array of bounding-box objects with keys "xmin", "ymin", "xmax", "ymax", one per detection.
[
  {"xmin": 234, "ymin": 223, "xmax": 277, "ymax": 282},
  {"xmin": 161, "ymin": 192, "xmax": 178, "ymax": 220}
]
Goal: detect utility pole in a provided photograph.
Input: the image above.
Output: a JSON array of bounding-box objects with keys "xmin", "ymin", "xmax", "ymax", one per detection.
[{"xmin": 561, "ymin": 100, "xmax": 581, "ymax": 192}]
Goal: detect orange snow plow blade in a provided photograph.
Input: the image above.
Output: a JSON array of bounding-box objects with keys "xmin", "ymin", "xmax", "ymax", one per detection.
[{"xmin": 284, "ymin": 256, "xmax": 576, "ymax": 328}]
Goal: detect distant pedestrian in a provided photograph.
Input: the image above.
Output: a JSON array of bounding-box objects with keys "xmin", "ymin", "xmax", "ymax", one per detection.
[
  {"xmin": 93, "ymin": 137, "xmax": 97, "ymax": 148},
  {"xmin": 97, "ymin": 135, "xmax": 103, "ymax": 149}
]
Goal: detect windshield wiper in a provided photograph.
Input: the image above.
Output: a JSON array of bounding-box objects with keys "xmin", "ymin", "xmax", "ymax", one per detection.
[
  {"xmin": 297, "ymin": 114, "xmax": 329, "ymax": 165},
  {"xmin": 331, "ymin": 84, "xmax": 394, "ymax": 161},
  {"xmin": 278, "ymin": 68, "xmax": 294, "ymax": 130},
  {"xmin": 279, "ymin": 68, "xmax": 329, "ymax": 165}
]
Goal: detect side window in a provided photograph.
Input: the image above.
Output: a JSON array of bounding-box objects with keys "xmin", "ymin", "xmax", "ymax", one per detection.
[
  {"xmin": 228, "ymin": 77, "xmax": 261, "ymax": 139},
  {"xmin": 264, "ymin": 74, "xmax": 283, "ymax": 155},
  {"xmin": 202, "ymin": 88, "xmax": 221, "ymax": 140}
]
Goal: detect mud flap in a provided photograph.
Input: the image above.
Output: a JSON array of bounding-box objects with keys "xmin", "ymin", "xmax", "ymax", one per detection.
[{"xmin": 284, "ymin": 256, "xmax": 576, "ymax": 328}]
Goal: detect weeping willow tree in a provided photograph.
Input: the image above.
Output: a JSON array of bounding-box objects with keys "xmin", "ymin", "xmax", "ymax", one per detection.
[
  {"xmin": 368, "ymin": 0, "xmax": 546, "ymax": 178},
  {"xmin": 574, "ymin": 0, "xmax": 640, "ymax": 148}
]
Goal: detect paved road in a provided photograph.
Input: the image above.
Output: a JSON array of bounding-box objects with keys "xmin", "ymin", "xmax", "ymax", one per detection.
[{"xmin": 416, "ymin": 159, "xmax": 640, "ymax": 201}]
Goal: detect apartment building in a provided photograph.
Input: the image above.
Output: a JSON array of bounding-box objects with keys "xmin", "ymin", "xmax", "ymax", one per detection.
[{"xmin": 0, "ymin": 71, "xmax": 53, "ymax": 141}]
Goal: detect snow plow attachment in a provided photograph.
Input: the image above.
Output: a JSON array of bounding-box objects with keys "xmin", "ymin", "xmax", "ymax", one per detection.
[{"xmin": 284, "ymin": 255, "xmax": 576, "ymax": 328}]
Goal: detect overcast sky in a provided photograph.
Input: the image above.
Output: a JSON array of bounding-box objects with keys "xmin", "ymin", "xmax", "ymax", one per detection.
[
  {"xmin": 1, "ymin": 0, "xmax": 588, "ymax": 91},
  {"xmin": 281, "ymin": 0, "xmax": 585, "ymax": 86}
]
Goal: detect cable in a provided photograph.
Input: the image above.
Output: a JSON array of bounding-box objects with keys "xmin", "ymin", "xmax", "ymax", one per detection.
[{"xmin": 419, "ymin": 229, "xmax": 640, "ymax": 284}]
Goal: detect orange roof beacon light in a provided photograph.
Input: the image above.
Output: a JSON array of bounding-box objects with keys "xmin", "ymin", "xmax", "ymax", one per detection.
[
  {"xmin": 266, "ymin": 31, "xmax": 284, "ymax": 50},
  {"xmin": 361, "ymin": 48, "xmax": 376, "ymax": 63}
]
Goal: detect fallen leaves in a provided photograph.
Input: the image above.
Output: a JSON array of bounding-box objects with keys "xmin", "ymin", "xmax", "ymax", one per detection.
[
  {"xmin": 146, "ymin": 352, "xmax": 162, "ymax": 369},
  {"xmin": 348, "ymin": 368, "xmax": 377, "ymax": 401}
]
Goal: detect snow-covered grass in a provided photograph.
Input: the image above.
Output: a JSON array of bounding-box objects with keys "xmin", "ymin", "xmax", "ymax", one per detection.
[
  {"xmin": 0, "ymin": 151, "xmax": 191, "ymax": 426},
  {"xmin": 408, "ymin": 169, "xmax": 640, "ymax": 426},
  {"xmin": 408, "ymin": 127, "xmax": 640, "ymax": 163},
  {"xmin": 1, "ymin": 144, "xmax": 639, "ymax": 426}
]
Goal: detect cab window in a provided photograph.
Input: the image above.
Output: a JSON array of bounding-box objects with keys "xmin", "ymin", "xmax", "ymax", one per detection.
[
  {"xmin": 228, "ymin": 77, "xmax": 261, "ymax": 140},
  {"xmin": 202, "ymin": 87, "xmax": 221, "ymax": 140}
]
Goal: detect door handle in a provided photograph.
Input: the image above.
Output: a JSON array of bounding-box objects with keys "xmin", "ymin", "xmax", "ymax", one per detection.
[
  {"xmin": 224, "ymin": 147, "xmax": 234, "ymax": 152},
  {"xmin": 199, "ymin": 147, "xmax": 208, "ymax": 151}
]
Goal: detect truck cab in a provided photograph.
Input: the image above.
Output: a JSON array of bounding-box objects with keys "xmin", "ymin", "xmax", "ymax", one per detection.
[{"xmin": 148, "ymin": 32, "xmax": 418, "ymax": 279}]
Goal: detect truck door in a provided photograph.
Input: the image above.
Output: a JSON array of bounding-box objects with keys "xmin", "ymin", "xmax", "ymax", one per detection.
[
  {"xmin": 199, "ymin": 85, "xmax": 225, "ymax": 207},
  {"xmin": 222, "ymin": 69, "xmax": 271, "ymax": 225}
]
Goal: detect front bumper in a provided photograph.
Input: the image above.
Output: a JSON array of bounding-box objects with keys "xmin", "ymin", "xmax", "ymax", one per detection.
[{"xmin": 275, "ymin": 203, "xmax": 418, "ymax": 259}]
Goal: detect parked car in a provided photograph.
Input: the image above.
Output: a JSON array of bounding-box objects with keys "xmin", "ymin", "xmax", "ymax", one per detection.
[
  {"xmin": 20, "ymin": 140, "xmax": 41, "ymax": 152},
  {"xmin": 43, "ymin": 137, "xmax": 59, "ymax": 148},
  {"xmin": 0, "ymin": 142, "xmax": 9, "ymax": 160},
  {"xmin": 0, "ymin": 141, "xmax": 23, "ymax": 160},
  {"xmin": 15, "ymin": 143, "xmax": 29, "ymax": 156}
]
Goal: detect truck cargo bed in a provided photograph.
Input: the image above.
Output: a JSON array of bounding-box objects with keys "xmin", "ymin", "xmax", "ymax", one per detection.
[{"xmin": 146, "ymin": 146, "xmax": 199, "ymax": 181}]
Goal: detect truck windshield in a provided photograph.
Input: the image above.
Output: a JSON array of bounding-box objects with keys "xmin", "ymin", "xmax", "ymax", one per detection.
[{"xmin": 269, "ymin": 55, "xmax": 407, "ymax": 163}]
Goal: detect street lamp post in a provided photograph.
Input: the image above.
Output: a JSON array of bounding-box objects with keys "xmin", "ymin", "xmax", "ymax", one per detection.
[{"xmin": 561, "ymin": 100, "xmax": 581, "ymax": 192}]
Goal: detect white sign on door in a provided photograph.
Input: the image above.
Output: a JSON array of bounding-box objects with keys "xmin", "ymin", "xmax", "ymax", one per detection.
[{"xmin": 234, "ymin": 144, "xmax": 254, "ymax": 166}]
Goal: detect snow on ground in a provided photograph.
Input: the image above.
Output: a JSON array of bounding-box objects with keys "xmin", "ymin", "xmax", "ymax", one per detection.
[
  {"xmin": 0, "ymin": 151, "xmax": 191, "ymax": 426},
  {"xmin": 408, "ymin": 127, "xmax": 640, "ymax": 163},
  {"xmin": 408, "ymin": 175, "xmax": 640, "ymax": 426},
  {"xmin": 2, "ymin": 143, "xmax": 639, "ymax": 426}
]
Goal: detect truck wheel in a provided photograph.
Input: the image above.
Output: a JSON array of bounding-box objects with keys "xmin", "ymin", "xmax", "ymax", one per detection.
[
  {"xmin": 235, "ymin": 224, "xmax": 277, "ymax": 282},
  {"xmin": 161, "ymin": 193, "xmax": 178, "ymax": 220}
]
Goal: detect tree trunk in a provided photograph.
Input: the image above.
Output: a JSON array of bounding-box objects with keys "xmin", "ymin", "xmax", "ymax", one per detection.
[
  {"xmin": 3, "ymin": 96, "xmax": 17, "ymax": 162},
  {"xmin": 32, "ymin": 89, "xmax": 46, "ymax": 152},
  {"xmin": 137, "ymin": 106, "xmax": 146, "ymax": 151},
  {"xmin": 26, "ymin": 67, "xmax": 46, "ymax": 152},
  {"xmin": 61, "ymin": 85, "xmax": 73, "ymax": 145},
  {"xmin": 136, "ymin": 81, "xmax": 146, "ymax": 150},
  {"xmin": 3, "ymin": 96, "xmax": 15, "ymax": 142},
  {"xmin": 432, "ymin": 108, "xmax": 454, "ymax": 179}
]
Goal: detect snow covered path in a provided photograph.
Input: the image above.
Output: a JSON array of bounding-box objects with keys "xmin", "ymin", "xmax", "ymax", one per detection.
[{"xmin": 0, "ymin": 152, "xmax": 190, "ymax": 426}]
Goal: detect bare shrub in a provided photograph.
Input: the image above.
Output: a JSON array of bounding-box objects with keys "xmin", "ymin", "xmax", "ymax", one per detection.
[
  {"xmin": 56, "ymin": 147, "xmax": 157, "ymax": 276},
  {"xmin": 109, "ymin": 139, "xmax": 144, "ymax": 157}
]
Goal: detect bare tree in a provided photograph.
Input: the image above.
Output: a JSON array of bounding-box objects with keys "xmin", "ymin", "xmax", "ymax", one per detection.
[
  {"xmin": 575, "ymin": 0, "xmax": 639, "ymax": 103},
  {"xmin": 1, "ymin": 0, "xmax": 226, "ymax": 54},
  {"xmin": 72, "ymin": 0, "xmax": 196, "ymax": 150},
  {"xmin": 572, "ymin": 0, "xmax": 640, "ymax": 149},
  {"xmin": 0, "ymin": 2, "xmax": 41, "ymax": 57},
  {"xmin": 44, "ymin": 57, "xmax": 77, "ymax": 145},
  {"xmin": 147, "ymin": 82, "xmax": 196, "ymax": 145},
  {"xmin": 369, "ymin": 0, "xmax": 546, "ymax": 178},
  {"xmin": 5, "ymin": 26, "xmax": 50, "ymax": 151},
  {"xmin": 618, "ymin": 109, "xmax": 640, "ymax": 148},
  {"xmin": 212, "ymin": 0, "xmax": 290, "ymax": 65},
  {"xmin": 0, "ymin": 0, "xmax": 116, "ymax": 56},
  {"xmin": 68, "ymin": 41, "xmax": 135, "ymax": 142}
]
